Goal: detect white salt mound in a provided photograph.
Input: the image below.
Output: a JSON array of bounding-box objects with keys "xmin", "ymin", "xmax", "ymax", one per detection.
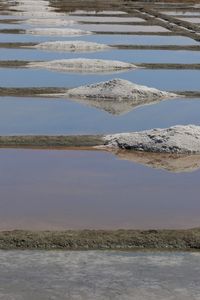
[
  {"xmin": 104, "ymin": 125, "xmax": 200, "ymax": 154},
  {"xmin": 11, "ymin": 5, "xmax": 53, "ymax": 11},
  {"xmin": 14, "ymin": 11, "xmax": 66, "ymax": 17},
  {"xmin": 68, "ymin": 78, "xmax": 176, "ymax": 100},
  {"xmin": 69, "ymin": 10, "xmax": 127, "ymax": 15},
  {"xmin": 26, "ymin": 19, "xmax": 76, "ymax": 26},
  {"xmin": 16, "ymin": 0, "xmax": 48, "ymax": 4},
  {"xmin": 35, "ymin": 41, "xmax": 110, "ymax": 52},
  {"xmin": 28, "ymin": 59, "xmax": 135, "ymax": 73},
  {"xmin": 26, "ymin": 28, "xmax": 92, "ymax": 36}
]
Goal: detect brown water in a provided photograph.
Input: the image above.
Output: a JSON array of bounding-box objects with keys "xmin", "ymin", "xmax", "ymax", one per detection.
[{"xmin": 0, "ymin": 148, "xmax": 200, "ymax": 230}]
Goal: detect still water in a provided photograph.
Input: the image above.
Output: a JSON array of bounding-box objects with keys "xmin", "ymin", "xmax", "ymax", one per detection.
[{"xmin": 0, "ymin": 148, "xmax": 200, "ymax": 230}]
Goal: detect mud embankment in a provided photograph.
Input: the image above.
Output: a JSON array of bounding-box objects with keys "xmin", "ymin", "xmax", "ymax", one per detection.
[{"xmin": 0, "ymin": 229, "xmax": 199, "ymax": 250}]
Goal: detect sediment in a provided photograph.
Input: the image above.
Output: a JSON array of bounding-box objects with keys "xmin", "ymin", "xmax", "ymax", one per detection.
[{"xmin": 0, "ymin": 229, "xmax": 199, "ymax": 250}]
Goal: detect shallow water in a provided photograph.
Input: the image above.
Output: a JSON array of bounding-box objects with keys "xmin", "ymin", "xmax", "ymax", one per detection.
[
  {"xmin": 0, "ymin": 32, "xmax": 198, "ymax": 45},
  {"xmin": 0, "ymin": 148, "xmax": 200, "ymax": 229},
  {"xmin": 0, "ymin": 250, "xmax": 199, "ymax": 300},
  {"xmin": 0, "ymin": 68, "xmax": 199, "ymax": 91},
  {"xmin": 0, "ymin": 97, "xmax": 200, "ymax": 135},
  {"xmin": 0, "ymin": 0, "xmax": 200, "ymax": 233}
]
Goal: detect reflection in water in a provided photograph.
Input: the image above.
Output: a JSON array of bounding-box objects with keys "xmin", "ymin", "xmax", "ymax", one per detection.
[
  {"xmin": 115, "ymin": 150, "xmax": 200, "ymax": 173},
  {"xmin": 67, "ymin": 95, "xmax": 161, "ymax": 115},
  {"xmin": 0, "ymin": 148, "xmax": 200, "ymax": 230}
]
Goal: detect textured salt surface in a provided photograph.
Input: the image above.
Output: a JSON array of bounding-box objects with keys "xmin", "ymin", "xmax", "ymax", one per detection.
[
  {"xmin": 34, "ymin": 41, "xmax": 110, "ymax": 52},
  {"xmin": 104, "ymin": 125, "xmax": 200, "ymax": 154},
  {"xmin": 69, "ymin": 10, "xmax": 128, "ymax": 15},
  {"xmin": 26, "ymin": 18, "xmax": 76, "ymax": 26},
  {"xmin": 26, "ymin": 28, "xmax": 92, "ymax": 36},
  {"xmin": 10, "ymin": 5, "xmax": 53, "ymax": 11},
  {"xmin": 28, "ymin": 59, "xmax": 135, "ymax": 73},
  {"xmin": 0, "ymin": 251, "xmax": 199, "ymax": 300},
  {"xmin": 13, "ymin": 11, "xmax": 67, "ymax": 17},
  {"xmin": 67, "ymin": 78, "xmax": 176, "ymax": 100}
]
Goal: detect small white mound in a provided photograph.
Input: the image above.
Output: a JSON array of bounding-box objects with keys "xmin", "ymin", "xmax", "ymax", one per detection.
[
  {"xmin": 28, "ymin": 59, "xmax": 135, "ymax": 73},
  {"xmin": 104, "ymin": 125, "xmax": 200, "ymax": 154},
  {"xmin": 11, "ymin": 5, "xmax": 53, "ymax": 11},
  {"xmin": 13, "ymin": 11, "xmax": 66, "ymax": 17},
  {"xmin": 34, "ymin": 41, "xmax": 110, "ymax": 52},
  {"xmin": 69, "ymin": 10, "xmax": 127, "ymax": 15},
  {"xmin": 26, "ymin": 28, "xmax": 92, "ymax": 36},
  {"xmin": 16, "ymin": 0, "xmax": 48, "ymax": 4},
  {"xmin": 26, "ymin": 18, "xmax": 76, "ymax": 26},
  {"xmin": 67, "ymin": 78, "xmax": 176, "ymax": 100}
]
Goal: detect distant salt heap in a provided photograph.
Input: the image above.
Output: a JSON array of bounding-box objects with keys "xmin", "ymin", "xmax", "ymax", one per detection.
[
  {"xmin": 34, "ymin": 41, "xmax": 110, "ymax": 52},
  {"xmin": 67, "ymin": 79, "xmax": 176, "ymax": 100},
  {"xmin": 14, "ymin": 11, "xmax": 66, "ymax": 17},
  {"xmin": 104, "ymin": 125, "xmax": 200, "ymax": 154},
  {"xmin": 26, "ymin": 19, "xmax": 76, "ymax": 26},
  {"xmin": 26, "ymin": 28, "xmax": 92, "ymax": 36},
  {"xmin": 11, "ymin": 5, "xmax": 53, "ymax": 11},
  {"xmin": 69, "ymin": 10, "xmax": 127, "ymax": 15},
  {"xmin": 28, "ymin": 59, "xmax": 135, "ymax": 73}
]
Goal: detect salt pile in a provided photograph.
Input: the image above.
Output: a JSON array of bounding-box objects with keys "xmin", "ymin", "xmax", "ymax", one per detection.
[
  {"xmin": 26, "ymin": 28, "xmax": 92, "ymax": 36},
  {"xmin": 69, "ymin": 10, "xmax": 127, "ymax": 15},
  {"xmin": 28, "ymin": 59, "xmax": 135, "ymax": 73},
  {"xmin": 104, "ymin": 125, "xmax": 200, "ymax": 154},
  {"xmin": 34, "ymin": 41, "xmax": 110, "ymax": 52},
  {"xmin": 10, "ymin": 5, "xmax": 53, "ymax": 11},
  {"xmin": 26, "ymin": 19, "xmax": 76, "ymax": 26},
  {"xmin": 13, "ymin": 11, "xmax": 66, "ymax": 17},
  {"xmin": 67, "ymin": 78, "xmax": 176, "ymax": 100}
]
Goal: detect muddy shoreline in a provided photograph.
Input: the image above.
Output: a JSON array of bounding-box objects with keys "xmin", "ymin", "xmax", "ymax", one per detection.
[{"xmin": 0, "ymin": 229, "xmax": 199, "ymax": 250}]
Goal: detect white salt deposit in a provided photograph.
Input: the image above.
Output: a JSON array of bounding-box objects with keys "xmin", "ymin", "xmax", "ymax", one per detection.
[
  {"xmin": 13, "ymin": 11, "xmax": 66, "ymax": 17},
  {"xmin": 28, "ymin": 59, "xmax": 135, "ymax": 73},
  {"xmin": 34, "ymin": 41, "xmax": 110, "ymax": 52},
  {"xmin": 26, "ymin": 18, "xmax": 76, "ymax": 26},
  {"xmin": 69, "ymin": 10, "xmax": 127, "ymax": 15},
  {"xmin": 26, "ymin": 28, "xmax": 92, "ymax": 36},
  {"xmin": 104, "ymin": 125, "xmax": 200, "ymax": 154},
  {"xmin": 10, "ymin": 5, "xmax": 53, "ymax": 11},
  {"xmin": 67, "ymin": 78, "xmax": 176, "ymax": 100}
]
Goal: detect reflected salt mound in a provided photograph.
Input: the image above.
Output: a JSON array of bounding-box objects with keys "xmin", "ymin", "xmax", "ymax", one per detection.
[
  {"xmin": 28, "ymin": 59, "xmax": 135, "ymax": 73},
  {"xmin": 67, "ymin": 96, "xmax": 160, "ymax": 115},
  {"xmin": 51, "ymin": 78, "xmax": 176, "ymax": 114},
  {"xmin": 26, "ymin": 28, "xmax": 92, "ymax": 36},
  {"xmin": 115, "ymin": 150, "xmax": 200, "ymax": 173},
  {"xmin": 34, "ymin": 41, "xmax": 110, "ymax": 52}
]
